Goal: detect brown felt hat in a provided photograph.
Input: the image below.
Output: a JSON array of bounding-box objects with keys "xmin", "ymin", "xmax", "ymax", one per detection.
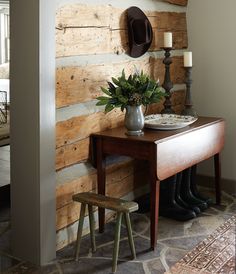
[{"xmin": 127, "ymin": 6, "xmax": 153, "ymax": 58}]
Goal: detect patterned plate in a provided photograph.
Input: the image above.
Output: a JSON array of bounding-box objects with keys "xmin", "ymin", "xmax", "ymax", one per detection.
[{"xmin": 144, "ymin": 114, "xmax": 198, "ymax": 130}]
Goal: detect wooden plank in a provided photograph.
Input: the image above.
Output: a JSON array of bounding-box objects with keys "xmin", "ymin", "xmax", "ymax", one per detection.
[
  {"xmin": 147, "ymin": 12, "xmax": 187, "ymax": 30},
  {"xmin": 164, "ymin": 0, "xmax": 188, "ymax": 6},
  {"xmin": 56, "ymin": 160, "xmax": 134, "ymax": 209},
  {"xmin": 56, "ymin": 4, "xmax": 187, "ymax": 57},
  {"xmin": 56, "ymin": 161, "xmax": 144, "ymax": 230},
  {"xmin": 56, "ymin": 65, "xmax": 108, "ymax": 108},
  {"xmin": 56, "ymin": 5, "xmax": 187, "ymax": 32},
  {"xmin": 56, "ymin": 109, "xmax": 124, "ymax": 148},
  {"xmin": 56, "ymin": 27, "xmax": 110, "ymax": 57},
  {"xmin": 56, "ymin": 138, "xmax": 89, "ymax": 170},
  {"xmin": 56, "ymin": 56, "xmax": 184, "ymax": 108},
  {"xmin": 56, "ymin": 58, "xmax": 151, "ymax": 108},
  {"xmin": 171, "ymin": 90, "xmax": 186, "ymax": 106},
  {"xmin": 56, "ymin": 4, "xmax": 110, "ymax": 27},
  {"xmin": 57, "ymin": 27, "xmax": 187, "ymax": 58},
  {"xmin": 56, "ymin": 171, "xmax": 143, "ymax": 230}
]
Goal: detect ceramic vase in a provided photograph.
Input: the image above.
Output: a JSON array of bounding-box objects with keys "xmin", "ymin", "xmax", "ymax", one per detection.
[{"xmin": 124, "ymin": 105, "xmax": 144, "ymax": 136}]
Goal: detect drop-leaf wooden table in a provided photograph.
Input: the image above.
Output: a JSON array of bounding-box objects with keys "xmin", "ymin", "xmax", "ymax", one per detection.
[{"xmin": 91, "ymin": 117, "xmax": 225, "ymax": 250}]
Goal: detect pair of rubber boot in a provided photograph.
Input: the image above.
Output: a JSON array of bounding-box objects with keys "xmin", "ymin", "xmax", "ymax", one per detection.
[{"xmin": 159, "ymin": 166, "xmax": 212, "ymax": 221}]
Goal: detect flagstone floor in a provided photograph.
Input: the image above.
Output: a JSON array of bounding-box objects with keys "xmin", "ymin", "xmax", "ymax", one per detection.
[{"xmin": 0, "ymin": 188, "xmax": 235, "ymax": 274}]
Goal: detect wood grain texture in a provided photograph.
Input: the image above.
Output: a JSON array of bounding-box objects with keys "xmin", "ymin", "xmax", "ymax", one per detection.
[
  {"xmin": 56, "ymin": 138, "xmax": 89, "ymax": 170},
  {"xmin": 56, "ymin": 56, "xmax": 184, "ymax": 108},
  {"xmin": 164, "ymin": 0, "xmax": 188, "ymax": 6},
  {"xmin": 56, "ymin": 109, "xmax": 124, "ymax": 148},
  {"xmin": 56, "ymin": 159, "xmax": 148, "ymax": 230},
  {"xmin": 56, "ymin": 4, "xmax": 187, "ymax": 57},
  {"xmin": 56, "ymin": 58, "xmax": 151, "ymax": 108},
  {"xmin": 56, "ymin": 4, "xmax": 110, "ymax": 27},
  {"xmin": 156, "ymin": 120, "xmax": 225, "ymax": 180},
  {"xmin": 72, "ymin": 191, "xmax": 138, "ymax": 213},
  {"xmin": 56, "ymin": 160, "xmax": 134, "ymax": 209}
]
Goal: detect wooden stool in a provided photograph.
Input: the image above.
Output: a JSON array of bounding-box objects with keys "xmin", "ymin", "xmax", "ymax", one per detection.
[{"xmin": 72, "ymin": 192, "xmax": 139, "ymax": 273}]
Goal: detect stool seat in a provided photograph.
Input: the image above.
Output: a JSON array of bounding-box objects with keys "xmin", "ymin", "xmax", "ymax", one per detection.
[
  {"xmin": 73, "ymin": 192, "xmax": 138, "ymax": 213},
  {"xmin": 73, "ymin": 192, "xmax": 138, "ymax": 273}
]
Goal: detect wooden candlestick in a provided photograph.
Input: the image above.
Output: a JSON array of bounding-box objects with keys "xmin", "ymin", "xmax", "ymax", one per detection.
[
  {"xmin": 182, "ymin": 67, "xmax": 197, "ymax": 117},
  {"xmin": 161, "ymin": 47, "xmax": 174, "ymax": 114}
]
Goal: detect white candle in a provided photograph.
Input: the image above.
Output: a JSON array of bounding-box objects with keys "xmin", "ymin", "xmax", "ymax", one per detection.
[
  {"xmin": 164, "ymin": 32, "xmax": 172, "ymax": 48},
  {"xmin": 184, "ymin": 52, "xmax": 193, "ymax": 67}
]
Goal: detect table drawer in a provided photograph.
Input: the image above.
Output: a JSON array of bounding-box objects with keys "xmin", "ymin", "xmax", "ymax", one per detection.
[{"xmin": 156, "ymin": 120, "xmax": 225, "ymax": 180}]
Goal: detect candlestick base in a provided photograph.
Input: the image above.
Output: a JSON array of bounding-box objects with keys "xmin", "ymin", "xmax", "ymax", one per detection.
[
  {"xmin": 161, "ymin": 96, "xmax": 175, "ymax": 114},
  {"xmin": 181, "ymin": 107, "xmax": 198, "ymax": 118}
]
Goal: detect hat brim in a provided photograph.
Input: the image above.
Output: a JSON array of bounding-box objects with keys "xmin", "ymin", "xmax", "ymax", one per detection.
[{"xmin": 127, "ymin": 6, "xmax": 153, "ymax": 58}]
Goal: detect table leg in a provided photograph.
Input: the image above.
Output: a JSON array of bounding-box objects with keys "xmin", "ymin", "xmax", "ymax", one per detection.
[
  {"xmin": 214, "ymin": 153, "xmax": 221, "ymax": 205},
  {"xmin": 96, "ymin": 138, "xmax": 106, "ymax": 233},
  {"xmin": 149, "ymin": 162, "xmax": 160, "ymax": 250}
]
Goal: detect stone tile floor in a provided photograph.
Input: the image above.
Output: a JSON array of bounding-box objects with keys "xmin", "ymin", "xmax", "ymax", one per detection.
[{"xmin": 0, "ymin": 188, "xmax": 235, "ymax": 274}]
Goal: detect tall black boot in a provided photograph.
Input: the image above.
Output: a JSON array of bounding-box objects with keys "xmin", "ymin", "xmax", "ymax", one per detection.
[
  {"xmin": 190, "ymin": 165, "xmax": 212, "ymax": 205},
  {"xmin": 175, "ymin": 172, "xmax": 201, "ymax": 215},
  {"xmin": 160, "ymin": 175, "xmax": 196, "ymax": 221},
  {"xmin": 180, "ymin": 168, "xmax": 208, "ymax": 211}
]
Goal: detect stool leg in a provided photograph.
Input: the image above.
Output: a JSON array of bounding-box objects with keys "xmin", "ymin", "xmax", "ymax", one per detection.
[
  {"xmin": 124, "ymin": 212, "xmax": 136, "ymax": 260},
  {"xmin": 112, "ymin": 212, "xmax": 123, "ymax": 273},
  {"xmin": 75, "ymin": 203, "xmax": 86, "ymax": 261},
  {"xmin": 88, "ymin": 205, "xmax": 96, "ymax": 252}
]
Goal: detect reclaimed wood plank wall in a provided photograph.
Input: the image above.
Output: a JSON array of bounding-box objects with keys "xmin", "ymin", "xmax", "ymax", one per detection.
[{"xmin": 56, "ymin": 0, "xmax": 188, "ymax": 249}]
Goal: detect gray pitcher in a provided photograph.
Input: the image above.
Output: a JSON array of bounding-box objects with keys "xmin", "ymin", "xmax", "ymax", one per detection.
[{"xmin": 124, "ymin": 105, "xmax": 144, "ymax": 136}]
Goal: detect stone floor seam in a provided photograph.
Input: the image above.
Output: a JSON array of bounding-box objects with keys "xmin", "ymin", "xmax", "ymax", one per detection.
[
  {"xmin": 135, "ymin": 233, "xmax": 150, "ymax": 241},
  {"xmin": 142, "ymin": 261, "xmax": 151, "ymax": 274},
  {"xmin": 159, "ymin": 246, "xmax": 170, "ymax": 272}
]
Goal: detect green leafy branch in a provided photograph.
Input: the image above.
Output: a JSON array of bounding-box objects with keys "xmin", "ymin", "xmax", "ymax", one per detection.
[{"xmin": 96, "ymin": 69, "xmax": 166, "ymax": 113}]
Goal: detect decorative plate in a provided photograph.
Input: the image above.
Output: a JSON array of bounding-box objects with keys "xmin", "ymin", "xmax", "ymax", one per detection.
[{"xmin": 144, "ymin": 114, "xmax": 198, "ymax": 130}]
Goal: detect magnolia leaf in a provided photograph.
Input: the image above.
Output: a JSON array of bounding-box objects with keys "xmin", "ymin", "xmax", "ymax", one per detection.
[
  {"xmin": 96, "ymin": 96, "xmax": 110, "ymax": 101},
  {"xmin": 101, "ymin": 87, "xmax": 111, "ymax": 96},
  {"xmin": 122, "ymin": 69, "xmax": 126, "ymax": 80},
  {"xmin": 105, "ymin": 103, "xmax": 114, "ymax": 113},
  {"xmin": 96, "ymin": 100, "xmax": 108, "ymax": 106},
  {"xmin": 108, "ymin": 82, "xmax": 116, "ymax": 93},
  {"xmin": 112, "ymin": 77, "xmax": 120, "ymax": 86}
]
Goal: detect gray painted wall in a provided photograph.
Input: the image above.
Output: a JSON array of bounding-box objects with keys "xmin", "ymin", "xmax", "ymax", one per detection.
[
  {"xmin": 10, "ymin": 0, "xmax": 56, "ymax": 265},
  {"xmin": 187, "ymin": 0, "xmax": 236, "ymax": 181}
]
